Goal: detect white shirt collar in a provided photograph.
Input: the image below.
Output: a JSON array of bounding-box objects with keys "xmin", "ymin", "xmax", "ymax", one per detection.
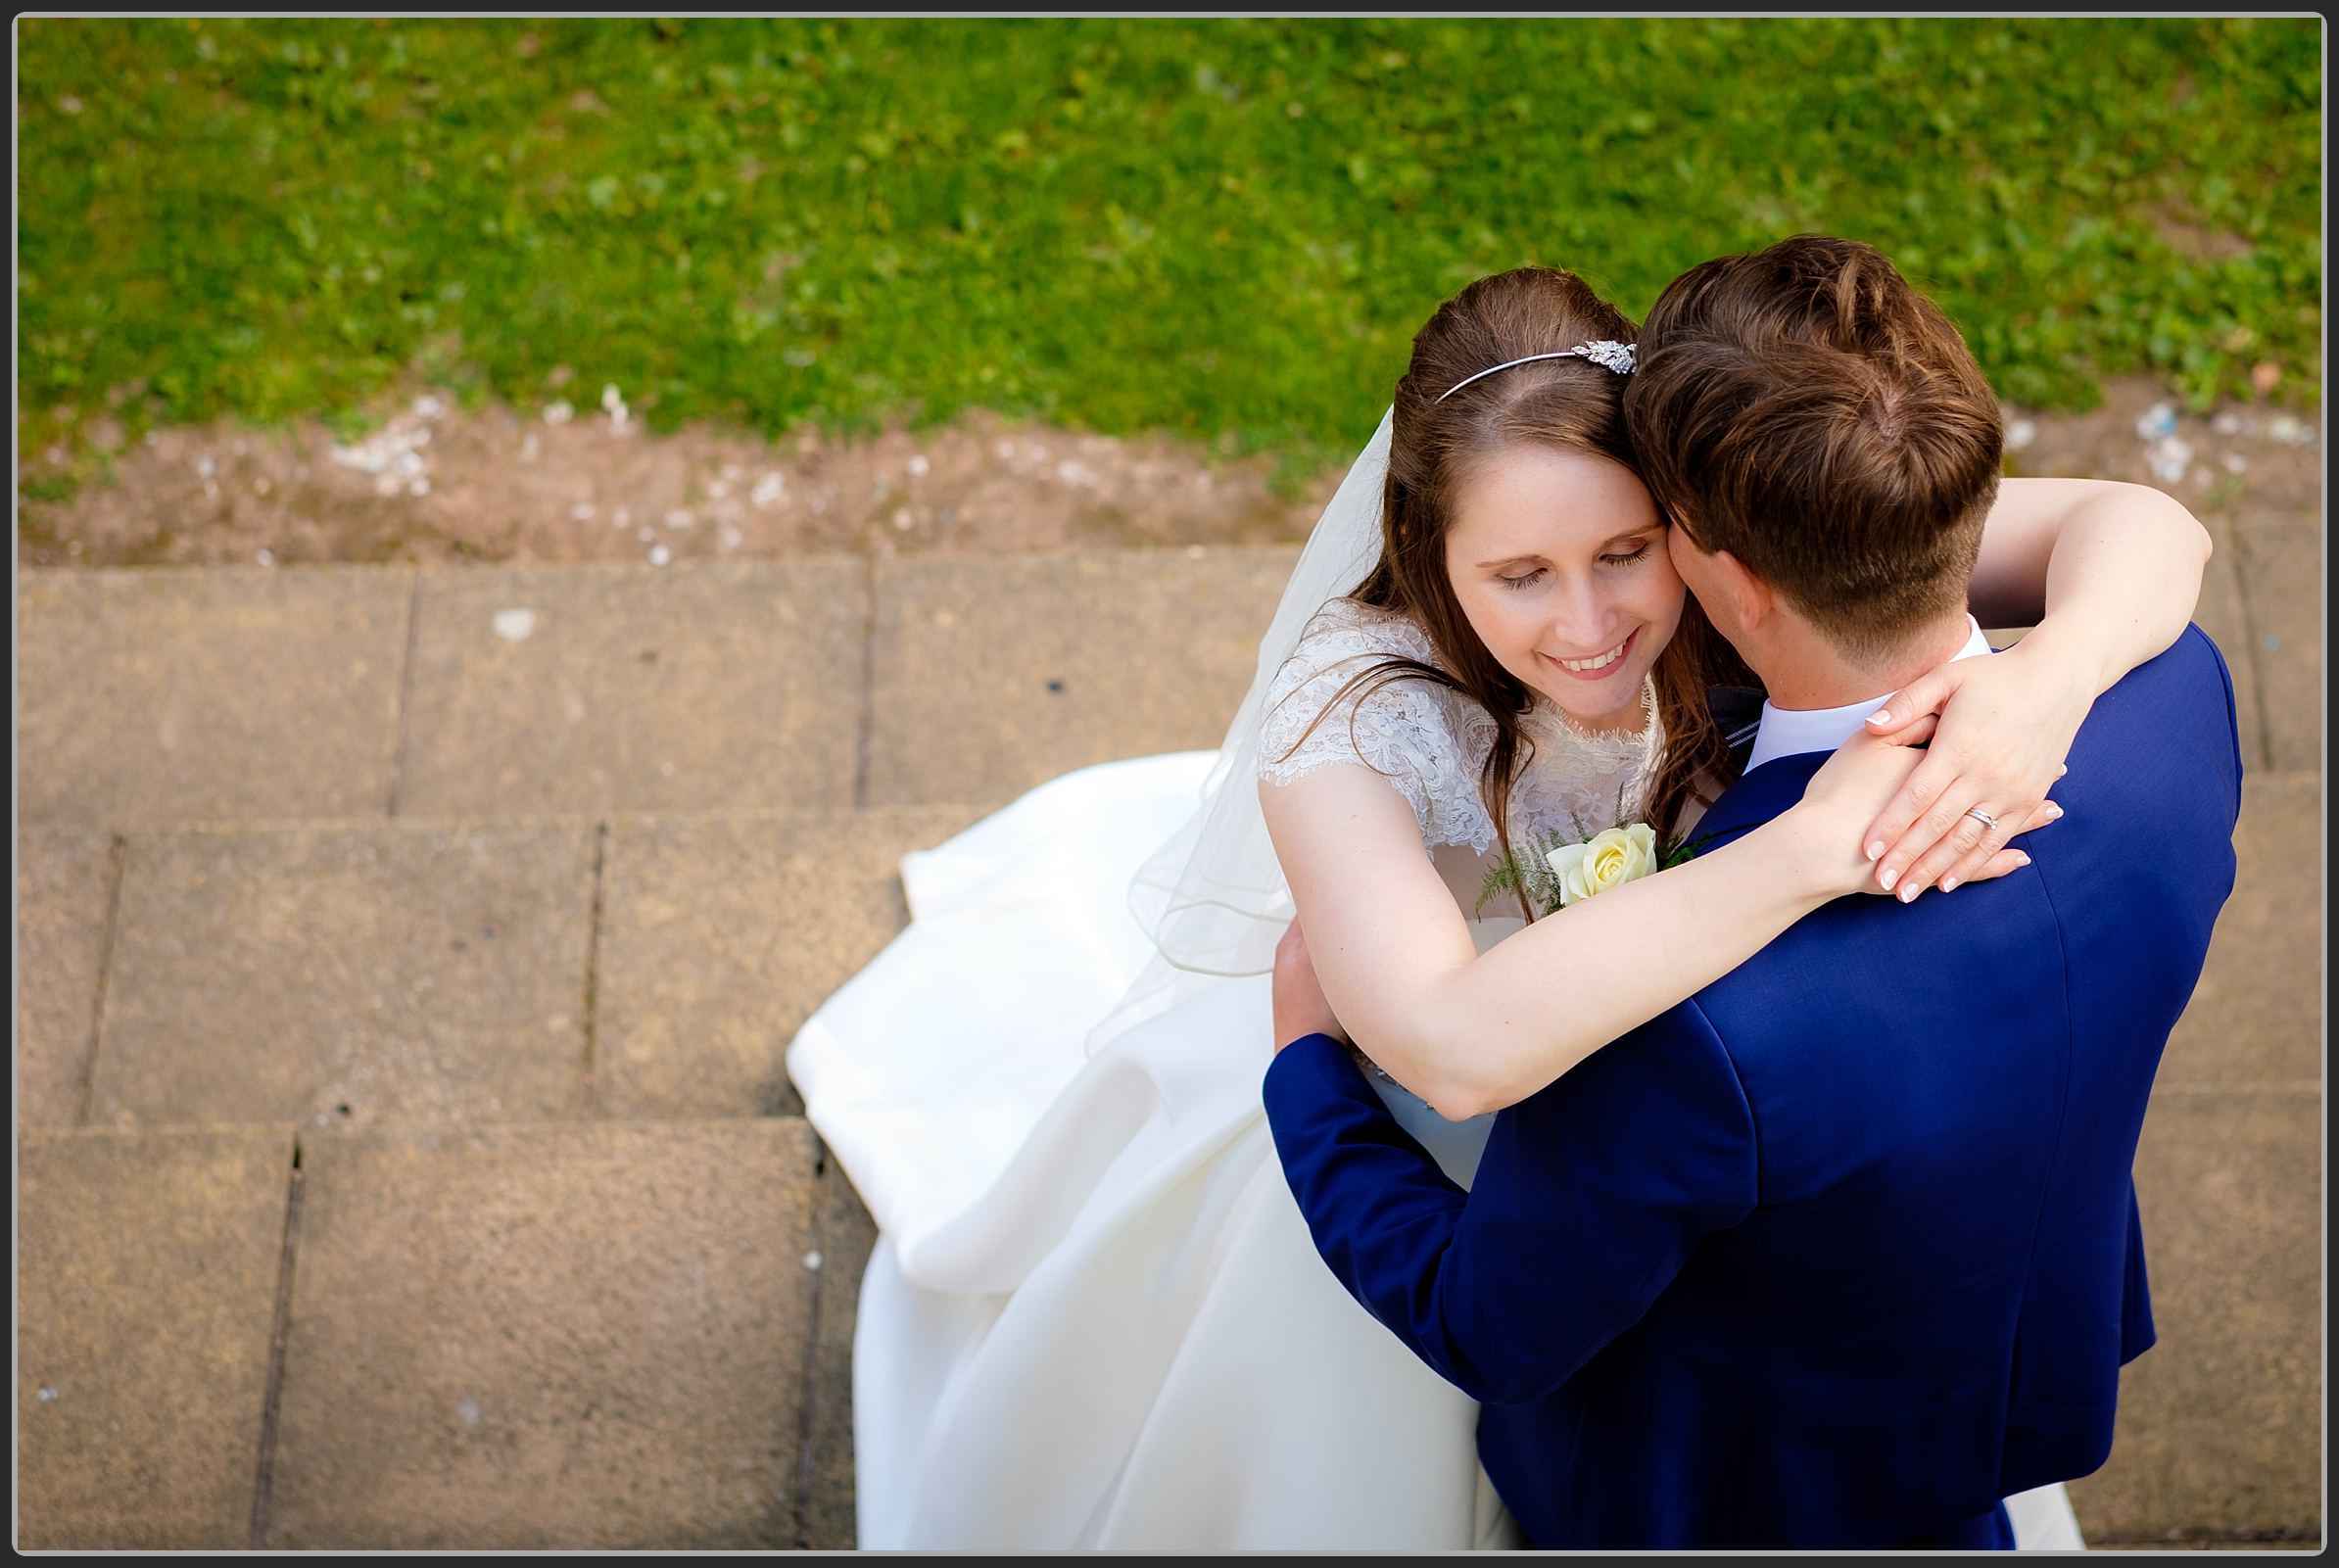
[{"xmin": 1744, "ymin": 615, "xmax": 1995, "ymax": 773}]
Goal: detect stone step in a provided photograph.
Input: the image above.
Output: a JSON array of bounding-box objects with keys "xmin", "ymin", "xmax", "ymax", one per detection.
[
  {"xmin": 17, "ymin": 1117, "xmax": 862, "ymax": 1549},
  {"xmin": 17, "ymin": 548, "xmax": 1301, "ymax": 832},
  {"xmin": 15, "ymin": 775, "xmax": 2321, "ymax": 1546},
  {"xmin": 18, "ymin": 805, "xmax": 981, "ymax": 1132}
]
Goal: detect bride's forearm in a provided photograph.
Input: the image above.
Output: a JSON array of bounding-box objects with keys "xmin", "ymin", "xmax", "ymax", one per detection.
[
  {"xmin": 1371, "ymin": 817, "xmax": 1838, "ymax": 1119},
  {"xmin": 1970, "ymin": 479, "xmax": 2212, "ymax": 694}
]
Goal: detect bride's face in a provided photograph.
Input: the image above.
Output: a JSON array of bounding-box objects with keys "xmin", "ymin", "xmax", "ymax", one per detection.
[{"xmin": 1441, "ymin": 444, "xmax": 1687, "ymax": 732}]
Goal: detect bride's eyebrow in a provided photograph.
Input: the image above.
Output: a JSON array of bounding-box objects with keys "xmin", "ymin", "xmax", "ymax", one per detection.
[{"xmin": 1473, "ymin": 553, "xmax": 1547, "ymax": 569}]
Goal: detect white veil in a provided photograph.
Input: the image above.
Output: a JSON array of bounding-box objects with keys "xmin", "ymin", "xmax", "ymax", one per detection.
[{"xmin": 1081, "ymin": 404, "xmax": 1395, "ymax": 1057}]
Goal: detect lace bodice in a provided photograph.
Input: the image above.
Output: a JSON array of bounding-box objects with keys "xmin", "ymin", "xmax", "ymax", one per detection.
[{"xmin": 1257, "ymin": 597, "xmax": 1663, "ymax": 860}]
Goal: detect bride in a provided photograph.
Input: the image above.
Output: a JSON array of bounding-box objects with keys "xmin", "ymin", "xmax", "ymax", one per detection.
[{"xmin": 787, "ymin": 264, "xmax": 2212, "ymax": 1549}]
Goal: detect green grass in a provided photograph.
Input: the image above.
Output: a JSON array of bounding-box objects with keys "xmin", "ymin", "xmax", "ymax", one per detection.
[{"xmin": 18, "ymin": 18, "xmax": 2322, "ymax": 499}]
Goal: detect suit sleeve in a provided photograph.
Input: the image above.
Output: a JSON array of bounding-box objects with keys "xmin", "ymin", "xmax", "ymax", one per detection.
[{"xmin": 1262, "ymin": 1003, "xmax": 1758, "ymax": 1405}]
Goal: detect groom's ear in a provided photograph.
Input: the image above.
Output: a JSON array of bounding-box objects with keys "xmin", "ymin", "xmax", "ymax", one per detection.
[{"xmin": 1710, "ymin": 549, "xmax": 1776, "ymax": 634}]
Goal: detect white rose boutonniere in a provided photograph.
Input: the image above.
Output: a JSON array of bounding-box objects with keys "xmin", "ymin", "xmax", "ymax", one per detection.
[
  {"xmin": 1474, "ymin": 787, "xmax": 1711, "ymax": 919},
  {"xmin": 1545, "ymin": 822, "xmax": 1660, "ymax": 907}
]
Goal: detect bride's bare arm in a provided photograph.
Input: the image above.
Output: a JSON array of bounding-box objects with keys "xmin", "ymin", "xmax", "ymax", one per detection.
[
  {"xmin": 1258, "ymin": 734, "xmax": 2029, "ymax": 1122},
  {"xmin": 1859, "ymin": 477, "xmax": 2212, "ymax": 896}
]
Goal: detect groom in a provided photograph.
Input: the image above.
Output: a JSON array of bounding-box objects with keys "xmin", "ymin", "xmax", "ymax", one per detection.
[{"xmin": 1260, "ymin": 236, "xmax": 2244, "ymax": 1548}]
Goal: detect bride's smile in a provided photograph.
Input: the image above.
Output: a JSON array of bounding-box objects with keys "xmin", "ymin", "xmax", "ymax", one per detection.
[{"xmin": 1442, "ymin": 443, "xmax": 1684, "ymax": 734}]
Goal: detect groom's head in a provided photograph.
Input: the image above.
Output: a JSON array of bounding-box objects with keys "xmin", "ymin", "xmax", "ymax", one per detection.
[{"xmin": 1624, "ymin": 236, "xmax": 2002, "ymax": 680}]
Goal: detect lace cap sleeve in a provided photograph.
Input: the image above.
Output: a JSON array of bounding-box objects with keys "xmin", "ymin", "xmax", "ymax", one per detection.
[{"xmin": 1256, "ymin": 601, "xmax": 1462, "ymax": 842}]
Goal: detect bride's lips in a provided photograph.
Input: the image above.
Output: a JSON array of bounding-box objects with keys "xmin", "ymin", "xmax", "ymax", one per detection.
[{"xmin": 1538, "ymin": 627, "xmax": 1639, "ymax": 683}]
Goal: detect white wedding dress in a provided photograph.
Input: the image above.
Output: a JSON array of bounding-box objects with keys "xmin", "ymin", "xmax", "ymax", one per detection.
[{"xmin": 786, "ymin": 594, "xmax": 2086, "ymax": 1550}]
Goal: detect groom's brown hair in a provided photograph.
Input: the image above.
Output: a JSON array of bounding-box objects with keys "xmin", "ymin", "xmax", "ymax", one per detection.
[{"xmin": 1625, "ymin": 236, "xmax": 2002, "ymax": 662}]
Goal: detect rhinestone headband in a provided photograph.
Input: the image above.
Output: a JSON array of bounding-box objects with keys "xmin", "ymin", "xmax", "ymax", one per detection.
[{"xmin": 1435, "ymin": 341, "xmax": 1637, "ymax": 403}]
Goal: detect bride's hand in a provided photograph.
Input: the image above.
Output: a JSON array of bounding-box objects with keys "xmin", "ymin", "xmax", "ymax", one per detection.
[
  {"xmin": 1780, "ymin": 729, "xmax": 2052, "ymax": 901},
  {"xmin": 1855, "ymin": 640, "xmax": 2079, "ymax": 898}
]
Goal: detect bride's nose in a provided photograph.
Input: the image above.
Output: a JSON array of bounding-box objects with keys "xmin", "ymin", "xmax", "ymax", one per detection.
[{"xmin": 1548, "ymin": 578, "xmax": 1621, "ymax": 650}]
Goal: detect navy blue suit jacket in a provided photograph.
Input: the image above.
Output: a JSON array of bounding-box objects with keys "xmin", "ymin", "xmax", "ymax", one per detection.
[{"xmin": 1263, "ymin": 625, "xmax": 2243, "ymax": 1548}]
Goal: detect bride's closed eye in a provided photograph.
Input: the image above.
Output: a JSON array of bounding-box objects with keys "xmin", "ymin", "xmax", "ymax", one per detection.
[{"xmin": 1498, "ymin": 545, "xmax": 1651, "ymax": 590}]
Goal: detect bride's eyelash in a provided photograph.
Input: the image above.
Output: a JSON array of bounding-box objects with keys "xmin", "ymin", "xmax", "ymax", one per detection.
[{"xmin": 1498, "ymin": 545, "xmax": 1648, "ymax": 590}]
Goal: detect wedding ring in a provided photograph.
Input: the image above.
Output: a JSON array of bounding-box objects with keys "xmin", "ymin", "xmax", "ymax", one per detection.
[{"xmin": 1965, "ymin": 807, "xmax": 2000, "ymax": 832}]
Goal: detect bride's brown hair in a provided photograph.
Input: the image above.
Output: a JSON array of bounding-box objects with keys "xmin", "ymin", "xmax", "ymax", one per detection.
[{"xmin": 1269, "ymin": 265, "xmax": 1754, "ymax": 922}]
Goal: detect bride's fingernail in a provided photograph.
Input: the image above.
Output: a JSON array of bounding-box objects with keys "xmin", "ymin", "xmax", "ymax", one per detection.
[
  {"xmin": 1939, "ymin": 875, "xmax": 1960, "ymax": 892},
  {"xmin": 1868, "ymin": 710, "xmax": 1892, "ymax": 728},
  {"xmin": 1878, "ymin": 866, "xmax": 1899, "ymax": 891},
  {"xmin": 1898, "ymin": 884, "xmax": 1919, "ymax": 902},
  {"xmin": 2045, "ymin": 802, "xmax": 2065, "ymax": 821},
  {"xmin": 1866, "ymin": 839, "xmax": 1887, "ymax": 862}
]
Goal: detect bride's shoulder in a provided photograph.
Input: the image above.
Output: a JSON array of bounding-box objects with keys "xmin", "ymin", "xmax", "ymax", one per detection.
[
  {"xmin": 1282, "ymin": 595, "xmax": 1441, "ymax": 669},
  {"xmin": 1258, "ymin": 597, "xmax": 1474, "ymax": 818}
]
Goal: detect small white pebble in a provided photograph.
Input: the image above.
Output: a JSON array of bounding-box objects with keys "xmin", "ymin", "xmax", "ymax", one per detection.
[
  {"xmin": 374, "ymin": 473, "xmax": 403, "ymax": 497},
  {"xmin": 197, "ymin": 455, "xmax": 215, "ymax": 478},
  {"xmin": 2222, "ymin": 452, "xmax": 2248, "ymax": 474},
  {"xmin": 413, "ymin": 395, "xmax": 445, "ymax": 420},
  {"xmin": 803, "ymin": 1251, "xmax": 824, "ymax": 1271},
  {"xmin": 894, "ymin": 508, "xmax": 913, "ymax": 530},
  {"xmin": 637, "ymin": 525, "xmax": 655, "ymax": 543},
  {"xmin": 569, "ymin": 501, "xmax": 596, "ymax": 521},
  {"xmin": 38, "ymin": 1388, "xmax": 58, "ymax": 1402},
  {"xmin": 456, "ymin": 1399, "xmax": 481, "ymax": 1425},
  {"xmin": 664, "ymin": 508, "xmax": 693, "ymax": 529},
  {"xmin": 2003, "ymin": 417, "xmax": 2035, "ymax": 452},
  {"xmin": 2211, "ymin": 411, "xmax": 2244, "ymax": 437},
  {"xmin": 2145, "ymin": 436, "xmax": 2192, "ymax": 485},
  {"xmin": 750, "ymin": 473, "xmax": 786, "ymax": 507},
  {"xmin": 718, "ymin": 525, "xmax": 742, "ymax": 549},
  {"xmin": 543, "ymin": 400, "xmax": 573, "ymax": 424},
  {"xmin": 648, "ymin": 544, "xmax": 671, "ymax": 566},
  {"xmin": 907, "ymin": 453, "xmax": 931, "ymax": 477},
  {"xmin": 995, "ymin": 440, "xmax": 1016, "ymax": 460},
  {"xmin": 256, "ymin": 548, "xmax": 274, "ymax": 566},
  {"xmin": 493, "ymin": 608, "xmax": 538, "ymax": 642},
  {"xmin": 520, "ymin": 431, "xmax": 540, "ymax": 461},
  {"xmin": 409, "ymin": 478, "xmax": 430, "ymax": 497}
]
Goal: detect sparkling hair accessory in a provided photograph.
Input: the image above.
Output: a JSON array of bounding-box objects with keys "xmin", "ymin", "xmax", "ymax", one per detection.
[{"xmin": 1435, "ymin": 340, "xmax": 1636, "ymax": 403}]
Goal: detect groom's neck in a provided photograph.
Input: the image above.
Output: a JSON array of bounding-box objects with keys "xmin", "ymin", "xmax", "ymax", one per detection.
[{"xmin": 1750, "ymin": 608, "xmax": 1974, "ymax": 713}]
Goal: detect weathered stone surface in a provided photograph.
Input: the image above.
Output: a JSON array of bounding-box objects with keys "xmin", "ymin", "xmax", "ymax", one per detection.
[
  {"xmin": 597, "ymin": 806, "xmax": 979, "ymax": 1120},
  {"xmin": 92, "ymin": 822, "xmax": 597, "ymax": 1134},
  {"xmin": 2067, "ymin": 1090, "xmax": 2320, "ymax": 1543},
  {"xmin": 395, "ymin": 559, "xmax": 869, "ymax": 818},
  {"xmin": 17, "ymin": 829, "xmax": 119, "ymax": 1127},
  {"xmin": 2228, "ymin": 512, "xmax": 2319, "ymax": 775},
  {"xmin": 18, "ymin": 565, "xmax": 410, "ymax": 827},
  {"xmin": 265, "ymin": 1119, "xmax": 822, "ymax": 1548},
  {"xmin": 801, "ymin": 1143, "xmax": 880, "ymax": 1549},
  {"xmin": 863, "ymin": 546, "xmax": 1298, "ymax": 809},
  {"xmin": 18, "ymin": 1124, "xmax": 296, "ymax": 1548},
  {"xmin": 2158, "ymin": 774, "xmax": 2321, "ymax": 1088}
]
